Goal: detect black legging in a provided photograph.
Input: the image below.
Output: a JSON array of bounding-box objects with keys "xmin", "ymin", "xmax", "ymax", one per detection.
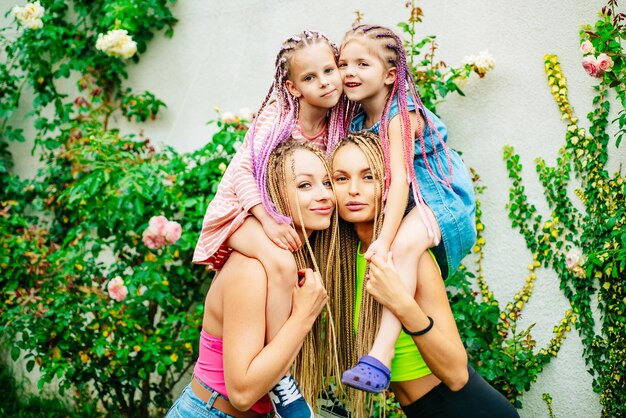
[{"xmin": 401, "ymin": 367, "xmax": 520, "ymax": 418}]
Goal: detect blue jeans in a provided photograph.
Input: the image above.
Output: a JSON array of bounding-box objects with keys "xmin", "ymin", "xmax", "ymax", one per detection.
[{"xmin": 166, "ymin": 381, "xmax": 235, "ymax": 418}]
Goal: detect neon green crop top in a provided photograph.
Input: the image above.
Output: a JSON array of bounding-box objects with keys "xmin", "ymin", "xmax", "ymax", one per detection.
[{"xmin": 354, "ymin": 245, "xmax": 432, "ymax": 382}]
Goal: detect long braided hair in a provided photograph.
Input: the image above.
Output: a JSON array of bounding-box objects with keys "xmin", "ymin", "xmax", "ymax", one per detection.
[
  {"xmin": 341, "ymin": 24, "xmax": 453, "ymax": 242},
  {"xmin": 251, "ymin": 30, "xmax": 350, "ymax": 226},
  {"xmin": 330, "ymin": 131, "xmax": 387, "ymax": 417},
  {"xmin": 266, "ymin": 140, "xmax": 341, "ymax": 407}
]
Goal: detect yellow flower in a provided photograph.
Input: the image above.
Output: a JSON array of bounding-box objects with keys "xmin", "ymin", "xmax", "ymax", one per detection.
[
  {"xmin": 134, "ymin": 345, "xmax": 141, "ymax": 352},
  {"xmin": 145, "ymin": 252, "xmax": 157, "ymax": 262},
  {"xmin": 170, "ymin": 353, "xmax": 179, "ymax": 362}
]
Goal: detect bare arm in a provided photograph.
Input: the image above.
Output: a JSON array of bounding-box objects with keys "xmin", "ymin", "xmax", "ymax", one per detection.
[
  {"xmin": 221, "ymin": 256, "xmax": 326, "ymax": 410},
  {"xmin": 378, "ymin": 116, "xmax": 410, "ymax": 245},
  {"xmin": 233, "ymin": 104, "xmax": 301, "ymax": 251},
  {"xmin": 367, "ymin": 252, "xmax": 468, "ymax": 390}
]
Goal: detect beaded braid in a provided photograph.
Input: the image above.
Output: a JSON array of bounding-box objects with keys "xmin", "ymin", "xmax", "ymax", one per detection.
[
  {"xmin": 329, "ymin": 131, "xmax": 387, "ymax": 418},
  {"xmin": 265, "ymin": 140, "xmax": 341, "ymax": 408},
  {"xmin": 250, "ymin": 30, "xmax": 349, "ymax": 225},
  {"xmin": 340, "ymin": 25, "xmax": 455, "ymax": 242}
]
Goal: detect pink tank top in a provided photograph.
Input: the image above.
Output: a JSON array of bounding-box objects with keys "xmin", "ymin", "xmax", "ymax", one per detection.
[{"xmin": 193, "ymin": 329, "xmax": 273, "ymax": 414}]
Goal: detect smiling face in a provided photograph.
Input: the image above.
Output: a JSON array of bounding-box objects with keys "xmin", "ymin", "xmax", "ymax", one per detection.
[
  {"xmin": 331, "ymin": 143, "xmax": 381, "ymax": 226},
  {"xmin": 284, "ymin": 148, "xmax": 336, "ymax": 233},
  {"xmin": 337, "ymin": 40, "xmax": 395, "ymax": 104},
  {"xmin": 285, "ymin": 42, "xmax": 343, "ymax": 111}
]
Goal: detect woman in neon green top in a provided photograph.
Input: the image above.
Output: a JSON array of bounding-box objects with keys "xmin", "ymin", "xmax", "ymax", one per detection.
[{"xmin": 329, "ymin": 131, "xmax": 518, "ymax": 417}]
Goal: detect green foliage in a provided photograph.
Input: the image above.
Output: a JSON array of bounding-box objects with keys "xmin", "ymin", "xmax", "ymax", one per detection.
[
  {"xmin": 542, "ymin": 393, "xmax": 558, "ymax": 418},
  {"xmin": 0, "ymin": 0, "xmax": 247, "ymax": 416},
  {"xmin": 0, "ymin": 360, "xmax": 89, "ymax": 417},
  {"xmin": 500, "ymin": 2, "xmax": 625, "ymax": 416},
  {"xmin": 446, "ymin": 181, "xmax": 575, "ymax": 407}
]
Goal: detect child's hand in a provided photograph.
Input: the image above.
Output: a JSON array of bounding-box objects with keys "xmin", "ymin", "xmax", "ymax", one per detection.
[
  {"xmin": 364, "ymin": 238, "xmax": 390, "ymax": 261},
  {"xmin": 261, "ymin": 217, "xmax": 302, "ymax": 252},
  {"xmin": 366, "ymin": 252, "xmax": 413, "ymax": 315}
]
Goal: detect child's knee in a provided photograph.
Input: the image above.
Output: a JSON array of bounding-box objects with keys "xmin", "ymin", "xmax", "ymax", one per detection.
[
  {"xmin": 391, "ymin": 233, "xmax": 417, "ymax": 258},
  {"xmin": 392, "ymin": 226, "xmax": 430, "ymax": 258}
]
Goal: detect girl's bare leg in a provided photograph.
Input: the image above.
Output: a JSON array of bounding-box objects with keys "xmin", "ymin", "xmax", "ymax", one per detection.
[{"xmin": 369, "ymin": 205, "xmax": 438, "ymax": 365}]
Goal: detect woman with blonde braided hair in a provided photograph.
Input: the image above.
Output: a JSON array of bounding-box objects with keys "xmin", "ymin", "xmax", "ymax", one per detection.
[
  {"xmin": 193, "ymin": 30, "xmax": 348, "ymax": 416},
  {"xmin": 169, "ymin": 141, "xmax": 341, "ymax": 418},
  {"xmin": 330, "ymin": 131, "xmax": 518, "ymax": 418},
  {"xmin": 336, "ymin": 24, "xmax": 477, "ymax": 393}
]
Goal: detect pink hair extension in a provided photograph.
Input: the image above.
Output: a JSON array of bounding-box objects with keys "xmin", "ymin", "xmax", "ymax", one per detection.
[{"xmin": 249, "ymin": 30, "xmax": 347, "ymax": 224}]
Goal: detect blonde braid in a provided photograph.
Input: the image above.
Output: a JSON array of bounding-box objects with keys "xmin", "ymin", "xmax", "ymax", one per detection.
[
  {"xmin": 266, "ymin": 140, "xmax": 341, "ymax": 407},
  {"xmin": 329, "ymin": 131, "xmax": 388, "ymax": 417}
]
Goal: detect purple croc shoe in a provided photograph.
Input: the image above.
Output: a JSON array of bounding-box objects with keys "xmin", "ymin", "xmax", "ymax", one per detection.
[{"xmin": 341, "ymin": 355, "xmax": 391, "ymax": 393}]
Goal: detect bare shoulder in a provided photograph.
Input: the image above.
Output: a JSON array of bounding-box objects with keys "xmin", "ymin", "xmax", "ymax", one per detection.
[{"xmin": 218, "ymin": 252, "xmax": 267, "ymax": 288}]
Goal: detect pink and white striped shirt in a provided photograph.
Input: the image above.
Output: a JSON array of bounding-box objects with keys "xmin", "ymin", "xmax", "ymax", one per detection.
[{"xmin": 193, "ymin": 102, "xmax": 327, "ymax": 270}]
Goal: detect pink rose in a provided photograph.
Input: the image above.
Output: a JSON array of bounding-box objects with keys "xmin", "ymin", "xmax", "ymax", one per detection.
[
  {"xmin": 107, "ymin": 277, "xmax": 128, "ymax": 302},
  {"xmin": 149, "ymin": 215, "xmax": 169, "ymax": 236},
  {"xmin": 582, "ymin": 55, "xmax": 603, "ymax": 78},
  {"xmin": 164, "ymin": 221, "xmax": 182, "ymax": 244},
  {"xmin": 580, "ymin": 40, "xmax": 594, "ymax": 55},
  {"xmin": 596, "ymin": 53, "xmax": 614, "ymax": 72},
  {"xmin": 143, "ymin": 229, "xmax": 166, "ymax": 249}
]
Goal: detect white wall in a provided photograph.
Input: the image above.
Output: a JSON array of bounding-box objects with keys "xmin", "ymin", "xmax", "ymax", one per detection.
[{"xmin": 9, "ymin": 0, "xmax": 626, "ymax": 416}]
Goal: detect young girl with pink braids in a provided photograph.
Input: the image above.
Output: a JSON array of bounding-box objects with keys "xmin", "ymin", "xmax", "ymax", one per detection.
[
  {"xmin": 192, "ymin": 31, "xmax": 346, "ymax": 418},
  {"xmin": 336, "ymin": 25, "xmax": 477, "ymax": 393}
]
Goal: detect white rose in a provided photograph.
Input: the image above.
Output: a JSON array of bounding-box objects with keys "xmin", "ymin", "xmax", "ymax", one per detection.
[
  {"xmin": 565, "ymin": 248, "xmax": 584, "ymax": 270},
  {"xmin": 239, "ymin": 107, "xmax": 253, "ymax": 121},
  {"xmin": 474, "ymin": 50, "xmax": 496, "ymax": 71},
  {"xmin": 96, "ymin": 29, "xmax": 137, "ymax": 59},
  {"xmin": 463, "ymin": 50, "xmax": 495, "ymax": 77},
  {"xmin": 221, "ymin": 111, "xmax": 236, "ymax": 124},
  {"xmin": 12, "ymin": 1, "xmax": 45, "ymax": 30}
]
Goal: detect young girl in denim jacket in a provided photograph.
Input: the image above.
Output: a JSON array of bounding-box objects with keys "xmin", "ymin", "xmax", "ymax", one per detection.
[{"xmin": 335, "ymin": 24, "xmax": 476, "ymax": 393}]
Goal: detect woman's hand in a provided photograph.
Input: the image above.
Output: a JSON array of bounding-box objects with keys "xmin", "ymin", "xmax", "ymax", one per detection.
[
  {"xmin": 291, "ymin": 269, "xmax": 327, "ymax": 325},
  {"xmin": 366, "ymin": 252, "xmax": 415, "ymax": 316}
]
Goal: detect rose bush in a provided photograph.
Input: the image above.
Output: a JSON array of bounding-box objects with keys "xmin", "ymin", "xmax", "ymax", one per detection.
[{"xmin": 0, "ymin": 0, "xmax": 243, "ymax": 416}]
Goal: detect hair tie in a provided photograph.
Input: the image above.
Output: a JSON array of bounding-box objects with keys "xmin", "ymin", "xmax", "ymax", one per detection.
[{"xmin": 402, "ymin": 316, "xmax": 434, "ymax": 336}]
